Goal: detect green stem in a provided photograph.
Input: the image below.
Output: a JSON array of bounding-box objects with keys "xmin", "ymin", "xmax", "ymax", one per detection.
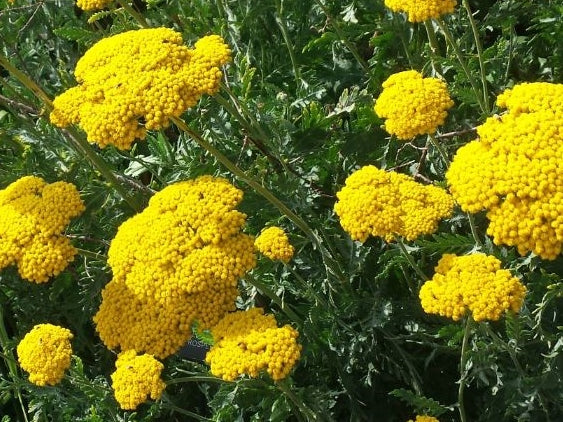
[
  {"xmin": 75, "ymin": 248, "xmax": 107, "ymax": 261},
  {"xmin": 166, "ymin": 376, "xmax": 228, "ymax": 386},
  {"xmin": 462, "ymin": 0, "xmax": 490, "ymax": 113},
  {"xmin": 396, "ymin": 238, "xmax": 429, "ymax": 282},
  {"xmin": 285, "ymin": 264, "xmax": 328, "ymax": 308},
  {"xmin": 458, "ymin": 317, "xmax": 474, "ymax": 422},
  {"xmin": 424, "ymin": 20, "xmax": 442, "ymax": 75},
  {"xmin": 276, "ymin": 0, "xmax": 301, "ymax": 87},
  {"xmin": 160, "ymin": 400, "xmax": 212, "ymax": 421},
  {"xmin": 0, "ymin": 54, "xmax": 53, "ymax": 108},
  {"xmin": 428, "ymin": 133, "xmax": 449, "ymax": 167},
  {"xmin": 276, "ymin": 378, "xmax": 318, "ymax": 421},
  {"xmin": 434, "ymin": 19, "xmax": 487, "ymax": 115},
  {"xmin": 115, "ymin": 0, "xmax": 149, "ymax": 28},
  {"xmin": 0, "ymin": 307, "xmax": 29, "ymax": 422},
  {"xmin": 313, "ymin": 0, "xmax": 370, "ymax": 73},
  {"xmin": 245, "ymin": 273, "xmax": 303, "ymax": 326},
  {"xmin": 467, "ymin": 213, "xmax": 483, "ymax": 249}
]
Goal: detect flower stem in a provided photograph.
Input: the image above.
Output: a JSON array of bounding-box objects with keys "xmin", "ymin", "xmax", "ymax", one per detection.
[
  {"xmin": 458, "ymin": 316, "xmax": 474, "ymax": 422},
  {"xmin": 424, "ymin": 20, "xmax": 442, "ymax": 75},
  {"xmin": 276, "ymin": 0, "xmax": 301, "ymax": 88},
  {"xmin": 116, "ymin": 0, "xmax": 149, "ymax": 28},
  {"xmin": 276, "ymin": 378, "xmax": 318, "ymax": 421},
  {"xmin": 462, "ymin": 0, "xmax": 490, "ymax": 113},
  {"xmin": 166, "ymin": 376, "xmax": 227, "ymax": 385},
  {"xmin": 428, "ymin": 133, "xmax": 449, "ymax": 167},
  {"xmin": 434, "ymin": 19, "xmax": 487, "ymax": 115},
  {"xmin": 467, "ymin": 213, "xmax": 483, "ymax": 249},
  {"xmin": 396, "ymin": 238, "xmax": 429, "ymax": 282}
]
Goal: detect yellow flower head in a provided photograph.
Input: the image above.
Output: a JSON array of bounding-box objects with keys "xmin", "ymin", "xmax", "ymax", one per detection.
[
  {"xmin": 374, "ymin": 70, "xmax": 454, "ymax": 140},
  {"xmin": 0, "ymin": 176, "xmax": 85, "ymax": 283},
  {"xmin": 111, "ymin": 350, "xmax": 165, "ymax": 410},
  {"xmin": 334, "ymin": 165, "xmax": 454, "ymax": 242},
  {"xmin": 254, "ymin": 226, "xmax": 295, "ymax": 263},
  {"xmin": 384, "ymin": 0, "xmax": 457, "ymax": 22},
  {"xmin": 50, "ymin": 28, "xmax": 231, "ymax": 150},
  {"xmin": 94, "ymin": 176, "xmax": 256, "ymax": 358},
  {"xmin": 446, "ymin": 82, "xmax": 563, "ymax": 259},
  {"xmin": 419, "ymin": 253, "xmax": 527, "ymax": 321},
  {"xmin": 205, "ymin": 308, "xmax": 301, "ymax": 381},
  {"xmin": 17, "ymin": 324, "xmax": 73, "ymax": 386},
  {"xmin": 76, "ymin": 0, "xmax": 112, "ymax": 10},
  {"xmin": 408, "ymin": 416, "xmax": 440, "ymax": 422}
]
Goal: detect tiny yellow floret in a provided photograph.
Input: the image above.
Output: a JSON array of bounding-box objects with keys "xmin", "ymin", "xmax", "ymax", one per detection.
[
  {"xmin": 111, "ymin": 350, "xmax": 165, "ymax": 410},
  {"xmin": 374, "ymin": 70, "xmax": 454, "ymax": 140},
  {"xmin": 17, "ymin": 324, "xmax": 73, "ymax": 386},
  {"xmin": 408, "ymin": 416, "xmax": 440, "ymax": 422},
  {"xmin": 50, "ymin": 28, "xmax": 231, "ymax": 150},
  {"xmin": 76, "ymin": 0, "xmax": 112, "ymax": 10},
  {"xmin": 334, "ymin": 165, "xmax": 454, "ymax": 242},
  {"xmin": 384, "ymin": 0, "xmax": 457, "ymax": 22},
  {"xmin": 255, "ymin": 226, "xmax": 295, "ymax": 263},
  {"xmin": 419, "ymin": 253, "xmax": 527, "ymax": 321},
  {"xmin": 0, "ymin": 176, "xmax": 85, "ymax": 283},
  {"xmin": 206, "ymin": 308, "xmax": 301, "ymax": 381},
  {"xmin": 447, "ymin": 82, "xmax": 563, "ymax": 259}
]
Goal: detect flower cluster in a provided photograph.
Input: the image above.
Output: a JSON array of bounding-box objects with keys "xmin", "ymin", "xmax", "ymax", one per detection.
[
  {"xmin": 334, "ymin": 165, "xmax": 454, "ymax": 242},
  {"xmin": 111, "ymin": 350, "xmax": 166, "ymax": 410},
  {"xmin": 384, "ymin": 0, "xmax": 457, "ymax": 22},
  {"xmin": 206, "ymin": 308, "xmax": 301, "ymax": 381},
  {"xmin": 408, "ymin": 417, "xmax": 439, "ymax": 422},
  {"xmin": 0, "ymin": 176, "xmax": 85, "ymax": 283},
  {"xmin": 94, "ymin": 176, "xmax": 256, "ymax": 358},
  {"xmin": 76, "ymin": 0, "xmax": 112, "ymax": 10},
  {"xmin": 17, "ymin": 324, "xmax": 73, "ymax": 386},
  {"xmin": 50, "ymin": 28, "xmax": 231, "ymax": 150},
  {"xmin": 374, "ymin": 70, "xmax": 454, "ymax": 140},
  {"xmin": 254, "ymin": 226, "xmax": 295, "ymax": 263},
  {"xmin": 446, "ymin": 82, "xmax": 563, "ymax": 259},
  {"xmin": 419, "ymin": 254, "xmax": 527, "ymax": 321}
]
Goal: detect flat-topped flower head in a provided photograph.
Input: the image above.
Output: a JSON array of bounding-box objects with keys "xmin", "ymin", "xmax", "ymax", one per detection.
[
  {"xmin": 111, "ymin": 350, "xmax": 165, "ymax": 410},
  {"xmin": 255, "ymin": 226, "xmax": 295, "ymax": 263},
  {"xmin": 206, "ymin": 308, "xmax": 301, "ymax": 381},
  {"xmin": 334, "ymin": 165, "xmax": 454, "ymax": 242},
  {"xmin": 374, "ymin": 70, "xmax": 454, "ymax": 140},
  {"xmin": 76, "ymin": 0, "xmax": 112, "ymax": 10},
  {"xmin": 17, "ymin": 324, "xmax": 73, "ymax": 386},
  {"xmin": 408, "ymin": 417, "xmax": 440, "ymax": 422},
  {"xmin": 384, "ymin": 0, "xmax": 457, "ymax": 22},
  {"xmin": 447, "ymin": 82, "xmax": 563, "ymax": 259},
  {"xmin": 94, "ymin": 176, "xmax": 256, "ymax": 358},
  {"xmin": 50, "ymin": 28, "xmax": 231, "ymax": 150},
  {"xmin": 0, "ymin": 176, "xmax": 85, "ymax": 283},
  {"xmin": 419, "ymin": 253, "xmax": 527, "ymax": 321}
]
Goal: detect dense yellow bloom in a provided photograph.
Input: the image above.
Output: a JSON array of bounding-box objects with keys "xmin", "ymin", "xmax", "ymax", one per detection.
[
  {"xmin": 0, "ymin": 176, "xmax": 85, "ymax": 283},
  {"xmin": 384, "ymin": 0, "xmax": 457, "ymax": 22},
  {"xmin": 76, "ymin": 0, "xmax": 112, "ymax": 10},
  {"xmin": 447, "ymin": 82, "xmax": 563, "ymax": 259},
  {"xmin": 206, "ymin": 308, "xmax": 301, "ymax": 381},
  {"xmin": 419, "ymin": 254, "xmax": 527, "ymax": 321},
  {"xmin": 111, "ymin": 350, "xmax": 165, "ymax": 410},
  {"xmin": 94, "ymin": 176, "xmax": 256, "ymax": 358},
  {"xmin": 374, "ymin": 70, "xmax": 454, "ymax": 140},
  {"xmin": 17, "ymin": 324, "xmax": 73, "ymax": 386},
  {"xmin": 408, "ymin": 416, "xmax": 439, "ymax": 422},
  {"xmin": 334, "ymin": 165, "xmax": 454, "ymax": 242},
  {"xmin": 254, "ymin": 226, "xmax": 295, "ymax": 263},
  {"xmin": 50, "ymin": 28, "xmax": 231, "ymax": 150}
]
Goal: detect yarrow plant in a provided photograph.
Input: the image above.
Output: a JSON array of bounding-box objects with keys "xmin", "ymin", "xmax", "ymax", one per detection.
[
  {"xmin": 17, "ymin": 324, "xmax": 74, "ymax": 386},
  {"xmin": 94, "ymin": 176, "xmax": 256, "ymax": 358},
  {"xmin": 334, "ymin": 165, "xmax": 454, "ymax": 242},
  {"xmin": 419, "ymin": 253, "xmax": 527, "ymax": 321},
  {"xmin": 374, "ymin": 70, "xmax": 454, "ymax": 140},
  {"xmin": 0, "ymin": 176, "xmax": 84, "ymax": 283},
  {"xmin": 110, "ymin": 350, "xmax": 166, "ymax": 410},
  {"xmin": 447, "ymin": 82, "xmax": 563, "ymax": 259},
  {"xmin": 254, "ymin": 226, "xmax": 295, "ymax": 263},
  {"xmin": 50, "ymin": 28, "xmax": 231, "ymax": 149},
  {"xmin": 408, "ymin": 416, "xmax": 439, "ymax": 422},
  {"xmin": 384, "ymin": 0, "xmax": 457, "ymax": 22},
  {"xmin": 75, "ymin": 0, "xmax": 112, "ymax": 11},
  {"xmin": 205, "ymin": 307, "xmax": 301, "ymax": 381}
]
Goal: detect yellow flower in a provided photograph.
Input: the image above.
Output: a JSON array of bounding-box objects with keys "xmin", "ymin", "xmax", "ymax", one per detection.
[
  {"xmin": 374, "ymin": 70, "xmax": 454, "ymax": 140},
  {"xmin": 50, "ymin": 28, "xmax": 231, "ymax": 150},
  {"xmin": 94, "ymin": 176, "xmax": 256, "ymax": 358},
  {"xmin": 17, "ymin": 324, "xmax": 73, "ymax": 386},
  {"xmin": 419, "ymin": 254, "xmax": 527, "ymax": 322},
  {"xmin": 206, "ymin": 308, "xmax": 301, "ymax": 381},
  {"xmin": 75, "ymin": 0, "xmax": 112, "ymax": 10},
  {"xmin": 111, "ymin": 350, "xmax": 165, "ymax": 410},
  {"xmin": 0, "ymin": 176, "xmax": 85, "ymax": 283},
  {"xmin": 334, "ymin": 165, "xmax": 454, "ymax": 242},
  {"xmin": 408, "ymin": 416, "xmax": 440, "ymax": 422},
  {"xmin": 446, "ymin": 82, "xmax": 563, "ymax": 259},
  {"xmin": 254, "ymin": 226, "xmax": 295, "ymax": 263},
  {"xmin": 384, "ymin": 0, "xmax": 457, "ymax": 22}
]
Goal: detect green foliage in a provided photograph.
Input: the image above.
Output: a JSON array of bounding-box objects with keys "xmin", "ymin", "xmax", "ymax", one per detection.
[{"xmin": 0, "ymin": 0, "xmax": 561, "ymax": 421}]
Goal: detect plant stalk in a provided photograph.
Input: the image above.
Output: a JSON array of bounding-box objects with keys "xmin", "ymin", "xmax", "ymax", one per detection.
[
  {"xmin": 116, "ymin": 0, "xmax": 149, "ymax": 28},
  {"xmin": 458, "ymin": 316, "xmax": 474, "ymax": 422},
  {"xmin": 424, "ymin": 20, "xmax": 443, "ymax": 75},
  {"xmin": 277, "ymin": 378, "xmax": 318, "ymax": 421},
  {"xmin": 396, "ymin": 238, "xmax": 429, "ymax": 282},
  {"xmin": 428, "ymin": 134, "xmax": 449, "ymax": 167}
]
